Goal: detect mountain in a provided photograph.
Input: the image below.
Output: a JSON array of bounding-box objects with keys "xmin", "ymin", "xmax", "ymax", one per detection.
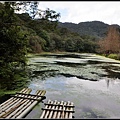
[{"xmin": 58, "ymin": 21, "xmax": 120, "ymax": 39}]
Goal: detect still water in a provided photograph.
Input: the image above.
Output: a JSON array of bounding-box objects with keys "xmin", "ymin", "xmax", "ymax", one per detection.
[
  {"xmin": 25, "ymin": 53, "xmax": 120, "ymax": 118},
  {"xmin": 1, "ymin": 53, "xmax": 120, "ymax": 118}
]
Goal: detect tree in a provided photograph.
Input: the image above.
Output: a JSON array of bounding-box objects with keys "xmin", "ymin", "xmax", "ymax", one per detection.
[
  {"xmin": 10, "ymin": 1, "xmax": 39, "ymax": 19},
  {"xmin": 38, "ymin": 8, "xmax": 61, "ymax": 31},
  {"xmin": 98, "ymin": 25, "xmax": 120, "ymax": 54},
  {"xmin": 0, "ymin": 2, "xmax": 28, "ymax": 79}
]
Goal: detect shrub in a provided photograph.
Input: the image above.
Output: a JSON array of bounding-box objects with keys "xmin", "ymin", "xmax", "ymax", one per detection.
[{"xmin": 107, "ymin": 54, "xmax": 118, "ymax": 60}]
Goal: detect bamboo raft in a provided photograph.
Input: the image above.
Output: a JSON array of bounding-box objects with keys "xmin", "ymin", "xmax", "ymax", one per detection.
[
  {"xmin": 0, "ymin": 87, "xmax": 46, "ymax": 118},
  {"xmin": 40, "ymin": 99, "xmax": 75, "ymax": 119}
]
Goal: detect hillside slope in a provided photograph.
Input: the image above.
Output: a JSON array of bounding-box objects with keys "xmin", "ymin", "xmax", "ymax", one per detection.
[{"xmin": 58, "ymin": 21, "xmax": 119, "ymax": 39}]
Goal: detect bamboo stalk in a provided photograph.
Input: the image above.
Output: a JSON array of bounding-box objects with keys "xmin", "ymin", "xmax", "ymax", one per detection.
[
  {"xmin": 40, "ymin": 100, "xmax": 74, "ymax": 119},
  {"xmin": 0, "ymin": 88, "xmax": 31, "ymax": 117},
  {"xmin": 0, "ymin": 99, "xmax": 27, "ymax": 118},
  {"xmin": 0, "ymin": 88, "xmax": 46, "ymax": 118},
  {"xmin": 40, "ymin": 99, "xmax": 51, "ymax": 118},
  {"xmin": 69, "ymin": 102, "xmax": 74, "ymax": 118},
  {"xmin": 0, "ymin": 88, "xmax": 31, "ymax": 112},
  {"xmin": 52, "ymin": 100, "xmax": 61, "ymax": 119},
  {"xmin": 48, "ymin": 100, "xmax": 57, "ymax": 118},
  {"xmin": 16, "ymin": 90, "xmax": 46, "ymax": 118},
  {"xmin": 55, "ymin": 101, "xmax": 60, "ymax": 118},
  {"xmin": 0, "ymin": 88, "xmax": 32, "ymax": 118},
  {"xmin": 64, "ymin": 101, "xmax": 69, "ymax": 119},
  {"xmin": 0, "ymin": 88, "xmax": 27, "ymax": 109},
  {"xmin": 60, "ymin": 101, "xmax": 66, "ymax": 118},
  {"xmin": 6, "ymin": 96, "xmax": 33, "ymax": 118},
  {"xmin": 11, "ymin": 90, "xmax": 41, "ymax": 118},
  {"xmin": 56, "ymin": 101, "xmax": 64, "ymax": 118},
  {"xmin": 0, "ymin": 88, "xmax": 31, "ymax": 111},
  {"xmin": 43, "ymin": 100, "xmax": 53, "ymax": 118},
  {"xmin": 8, "ymin": 90, "xmax": 45, "ymax": 118}
]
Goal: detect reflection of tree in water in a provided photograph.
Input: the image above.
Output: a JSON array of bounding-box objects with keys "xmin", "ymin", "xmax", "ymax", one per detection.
[
  {"xmin": 106, "ymin": 79, "xmax": 110, "ymax": 88},
  {"xmin": 105, "ymin": 78, "xmax": 119, "ymax": 88}
]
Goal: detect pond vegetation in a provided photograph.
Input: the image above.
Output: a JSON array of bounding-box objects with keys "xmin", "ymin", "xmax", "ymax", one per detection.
[
  {"xmin": 1, "ymin": 52, "xmax": 120, "ymax": 118},
  {"xmin": 1, "ymin": 2, "xmax": 120, "ymax": 119},
  {"xmin": 24, "ymin": 53, "xmax": 120, "ymax": 118}
]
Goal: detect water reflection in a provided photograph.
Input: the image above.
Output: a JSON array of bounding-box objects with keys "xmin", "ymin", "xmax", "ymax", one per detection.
[
  {"xmin": 1, "ymin": 53, "xmax": 120, "ymax": 118},
  {"xmin": 28, "ymin": 75, "xmax": 120, "ymax": 118},
  {"xmin": 26, "ymin": 53, "xmax": 120, "ymax": 118},
  {"xmin": 80, "ymin": 107, "xmax": 108, "ymax": 118},
  {"xmin": 106, "ymin": 79, "xmax": 110, "ymax": 88},
  {"xmin": 105, "ymin": 77, "xmax": 120, "ymax": 89}
]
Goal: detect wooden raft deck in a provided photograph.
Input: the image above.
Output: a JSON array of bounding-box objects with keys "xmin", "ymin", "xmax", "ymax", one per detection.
[
  {"xmin": 0, "ymin": 88, "xmax": 46, "ymax": 119},
  {"xmin": 40, "ymin": 99, "xmax": 75, "ymax": 119}
]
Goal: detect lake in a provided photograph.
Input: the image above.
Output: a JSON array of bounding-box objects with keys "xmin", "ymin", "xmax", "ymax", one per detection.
[{"xmin": 1, "ymin": 52, "xmax": 120, "ymax": 118}]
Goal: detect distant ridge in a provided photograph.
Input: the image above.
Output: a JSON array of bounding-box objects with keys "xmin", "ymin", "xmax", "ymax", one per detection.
[{"xmin": 58, "ymin": 21, "xmax": 120, "ymax": 39}]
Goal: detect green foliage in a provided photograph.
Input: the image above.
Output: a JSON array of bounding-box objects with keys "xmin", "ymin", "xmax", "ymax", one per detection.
[
  {"xmin": 107, "ymin": 54, "xmax": 120, "ymax": 60},
  {"xmin": 108, "ymin": 54, "xmax": 117, "ymax": 59},
  {"xmin": 0, "ymin": 1, "xmax": 99, "ymax": 81},
  {"xmin": 0, "ymin": 2, "xmax": 28, "ymax": 80},
  {"xmin": 58, "ymin": 21, "xmax": 108, "ymax": 39}
]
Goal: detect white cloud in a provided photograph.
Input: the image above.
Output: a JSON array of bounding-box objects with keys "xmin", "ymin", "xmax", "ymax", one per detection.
[{"xmin": 38, "ymin": 1, "xmax": 120, "ymax": 25}]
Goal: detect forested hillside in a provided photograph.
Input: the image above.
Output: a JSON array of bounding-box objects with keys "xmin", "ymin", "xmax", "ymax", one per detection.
[
  {"xmin": 1, "ymin": 1, "xmax": 120, "ymax": 81},
  {"xmin": 16, "ymin": 13, "xmax": 98, "ymax": 53},
  {"xmin": 0, "ymin": 2, "xmax": 98, "ymax": 80},
  {"xmin": 58, "ymin": 21, "xmax": 120, "ymax": 39}
]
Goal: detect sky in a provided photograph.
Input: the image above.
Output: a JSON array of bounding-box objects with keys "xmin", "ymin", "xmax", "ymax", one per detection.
[{"xmin": 37, "ymin": 1, "xmax": 120, "ymax": 25}]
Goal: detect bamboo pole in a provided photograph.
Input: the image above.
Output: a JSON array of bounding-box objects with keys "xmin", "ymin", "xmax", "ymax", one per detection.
[
  {"xmin": 7, "ymin": 90, "xmax": 44, "ymax": 118},
  {"xmin": 48, "ymin": 100, "xmax": 57, "ymax": 118},
  {"xmin": 52, "ymin": 100, "xmax": 60, "ymax": 119},
  {"xmin": 0, "ymin": 87, "xmax": 30, "ymax": 112},
  {"xmin": 55, "ymin": 101, "xmax": 60, "ymax": 118},
  {"xmin": 56, "ymin": 101, "xmax": 64, "ymax": 118},
  {"xmin": 0, "ymin": 88, "xmax": 26, "ymax": 109},
  {"xmin": 0, "ymin": 88, "xmax": 46, "ymax": 119},
  {"xmin": 40, "ymin": 100, "xmax": 74, "ymax": 119},
  {"xmin": 16, "ymin": 90, "xmax": 46, "ymax": 118},
  {"xmin": 0, "ymin": 88, "xmax": 32, "ymax": 118},
  {"xmin": 0, "ymin": 100, "xmax": 28, "ymax": 118},
  {"xmin": 64, "ymin": 101, "xmax": 69, "ymax": 119},
  {"xmin": 0, "ymin": 88, "xmax": 31, "ymax": 111},
  {"xmin": 6, "ymin": 96, "xmax": 33, "ymax": 118},
  {"xmin": 43, "ymin": 100, "xmax": 53, "ymax": 118},
  {"xmin": 0, "ymin": 88, "xmax": 31, "ymax": 112},
  {"xmin": 60, "ymin": 101, "xmax": 66, "ymax": 118},
  {"xmin": 10, "ymin": 90, "xmax": 40, "ymax": 118},
  {"xmin": 40, "ymin": 99, "xmax": 51, "ymax": 118},
  {"xmin": 69, "ymin": 101, "xmax": 74, "ymax": 118}
]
